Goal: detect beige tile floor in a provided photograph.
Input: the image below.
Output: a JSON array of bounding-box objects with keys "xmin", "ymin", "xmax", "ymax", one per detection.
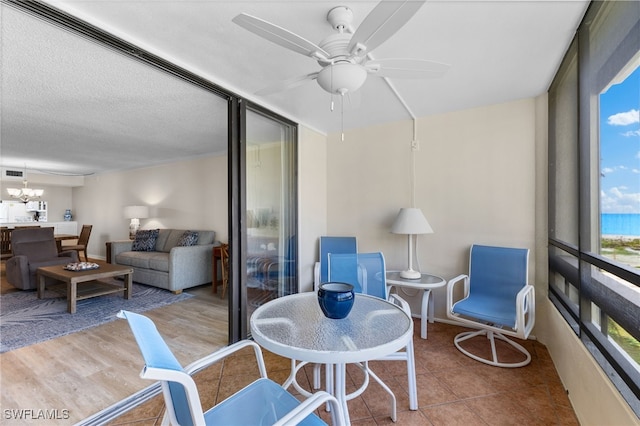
[{"xmin": 109, "ymin": 319, "xmax": 579, "ymax": 425}]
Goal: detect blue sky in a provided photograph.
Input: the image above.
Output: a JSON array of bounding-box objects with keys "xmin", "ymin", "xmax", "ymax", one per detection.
[{"xmin": 600, "ymin": 65, "xmax": 640, "ymax": 214}]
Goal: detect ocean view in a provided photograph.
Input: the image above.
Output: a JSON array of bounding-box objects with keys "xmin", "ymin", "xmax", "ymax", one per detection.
[{"xmin": 602, "ymin": 214, "xmax": 640, "ymax": 238}]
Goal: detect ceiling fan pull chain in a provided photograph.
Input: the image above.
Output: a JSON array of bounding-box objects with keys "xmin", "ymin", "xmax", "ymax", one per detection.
[
  {"xmin": 330, "ymin": 63, "xmax": 335, "ymax": 112},
  {"xmin": 341, "ymin": 91, "xmax": 345, "ymax": 142}
]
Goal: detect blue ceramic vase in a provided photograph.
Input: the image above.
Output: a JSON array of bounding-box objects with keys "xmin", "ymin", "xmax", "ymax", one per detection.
[{"xmin": 317, "ymin": 282, "xmax": 355, "ymax": 319}]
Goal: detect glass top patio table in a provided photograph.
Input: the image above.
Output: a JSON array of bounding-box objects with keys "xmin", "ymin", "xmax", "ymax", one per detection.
[{"xmin": 250, "ymin": 292, "xmax": 412, "ymax": 365}]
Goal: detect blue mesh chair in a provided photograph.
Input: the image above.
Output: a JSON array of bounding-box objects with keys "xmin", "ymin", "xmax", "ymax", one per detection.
[
  {"xmin": 446, "ymin": 244, "xmax": 535, "ymax": 367},
  {"xmin": 118, "ymin": 310, "xmax": 346, "ymax": 425},
  {"xmin": 327, "ymin": 252, "xmax": 418, "ymax": 420},
  {"xmin": 313, "ymin": 236, "xmax": 357, "ymax": 290}
]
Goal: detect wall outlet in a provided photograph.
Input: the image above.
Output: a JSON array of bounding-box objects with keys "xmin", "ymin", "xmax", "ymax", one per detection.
[{"xmin": 411, "ymin": 140, "xmax": 420, "ymax": 151}]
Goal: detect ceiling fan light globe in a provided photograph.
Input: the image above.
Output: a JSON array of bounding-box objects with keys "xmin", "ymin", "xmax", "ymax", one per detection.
[{"xmin": 317, "ymin": 63, "xmax": 367, "ymax": 95}]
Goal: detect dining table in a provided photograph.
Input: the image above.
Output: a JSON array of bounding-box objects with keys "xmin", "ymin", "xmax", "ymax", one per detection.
[{"xmin": 250, "ymin": 292, "xmax": 413, "ymax": 424}]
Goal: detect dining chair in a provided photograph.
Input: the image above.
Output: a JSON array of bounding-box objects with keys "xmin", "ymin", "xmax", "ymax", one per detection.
[
  {"xmin": 327, "ymin": 252, "xmax": 418, "ymax": 415},
  {"xmin": 1, "ymin": 227, "xmax": 12, "ymax": 259},
  {"xmin": 63, "ymin": 224, "xmax": 92, "ymax": 261},
  {"xmin": 446, "ymin": 244, "xmax": 535, "ymax": 367},
  {"xmin": 118, "ymin": 310, "xmax": 346, "ymax": 426},
  {"xmin": 313, "ymin": 236, "xmax": 357, "ymax": 290}
]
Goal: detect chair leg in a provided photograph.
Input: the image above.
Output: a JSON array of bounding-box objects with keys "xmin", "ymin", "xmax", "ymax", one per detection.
[
  {"xmin": 454, "ymin": 329, "xmax": 532, "ymax": 368},
  {"xmin": 365, "ymin": 363, "xmax": 397, "ymax": 422},
  {"xmin": 405, "ymin": 339, "xmax": 418, "ymax": 410}
]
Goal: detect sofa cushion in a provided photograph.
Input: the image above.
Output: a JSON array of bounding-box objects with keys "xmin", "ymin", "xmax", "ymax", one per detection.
[
  {"xmin": 195, "ymin": 230, "xmax": 215, "ymax": 245},
  {"xmin": 116, "ymin": 251, "xmax": 150, "ymax": 268},
  {"xmin": 148, "ymin": 253, "xmax": 170, "ymax": 272},
  {"xmin": 116, "ymin": 251, "xmax": 170, "ymax": 272},
  {"xmin": 177, "ymin": 231, "xmax": 199, "ymax": 247},
  {"xmin": 159, "ymin": 229, "xmax": 186, "ymax": 252},
  {"xmin": 154, "ymin": 229, "xmax": 172, "ymax": 252},
  {"xmin": 132, "ymin": 229, "xmax": 159, "ymax": 252},
  {"xmin": 15, "ymin": 240, "xmax": 59, "ymax": 261}
]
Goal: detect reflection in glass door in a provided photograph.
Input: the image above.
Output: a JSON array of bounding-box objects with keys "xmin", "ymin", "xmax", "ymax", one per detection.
[{"xmin": 245, "ymin": 108, "xmax": 297, "ymax": 322}]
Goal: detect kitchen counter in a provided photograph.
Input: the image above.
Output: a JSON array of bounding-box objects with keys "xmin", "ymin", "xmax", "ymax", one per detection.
[{"xmin": 1, "ymin": 221, "xmax": 78, "ymax": 234}]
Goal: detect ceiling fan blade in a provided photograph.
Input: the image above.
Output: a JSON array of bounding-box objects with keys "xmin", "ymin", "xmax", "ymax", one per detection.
[
  {"xmin": 366, "ymin": 58, "xmax": 450, "ymax": 79},
  {"xmin": 348, "ymin": 0, "xmax": 425, "ymax": 56},
  {"xmin": 233, "ymin": 13, "xmax": 329, "ymax": 61},
  {"xmin": 255, "ymin": 72, "xmax": 319, "ymax": 96}
]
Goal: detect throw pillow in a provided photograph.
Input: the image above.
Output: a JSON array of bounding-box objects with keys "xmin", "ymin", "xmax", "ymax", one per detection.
[
  {"xmin": 132, "ymin": 229, "xmax": 159, "ymax": 252},
  {"xmin": 177, "ymin": 230, "xmax": 199, "ymax": 247}
]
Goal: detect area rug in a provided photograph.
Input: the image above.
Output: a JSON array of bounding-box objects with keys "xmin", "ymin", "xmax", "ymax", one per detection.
[{"xmin": 0, "ymin": 283, "xmax": 193, "ymax": 353}]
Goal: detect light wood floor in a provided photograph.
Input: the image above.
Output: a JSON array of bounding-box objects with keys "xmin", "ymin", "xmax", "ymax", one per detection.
[{"xmin": 0, "ymin": 271, "xmax": 229, "ymax": 425}]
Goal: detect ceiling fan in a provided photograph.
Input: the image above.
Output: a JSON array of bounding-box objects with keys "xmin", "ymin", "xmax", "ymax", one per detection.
[{"xmin": 233, "ymin": 0, "xmax": 449, "ymax": 97}]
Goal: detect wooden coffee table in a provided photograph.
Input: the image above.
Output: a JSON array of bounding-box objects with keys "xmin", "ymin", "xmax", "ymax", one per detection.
[{"xmin": 37, "ymin": 261, "xmax": 134, "ymax": 314}]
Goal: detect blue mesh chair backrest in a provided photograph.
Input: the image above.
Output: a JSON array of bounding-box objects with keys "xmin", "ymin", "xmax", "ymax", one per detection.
[
  {"xmin": 468, "ymin": 245, "xmax": 529, "ymax": 304},
  {"xmin": 319, "ymin": 236, "xmax": 357, "ymax": 284},
  {"xmin": 328, "ymin": 252, "xmax": 387, "ymax": 299},
  {"xmin": 121, "ymin": 310, "xmax": 195, "ymax": 426}
]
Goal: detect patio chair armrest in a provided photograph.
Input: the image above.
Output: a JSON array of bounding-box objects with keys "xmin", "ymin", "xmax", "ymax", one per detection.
[
  {"xmin": 515, "ymin": 284, "xmax": 535, "ymax": 338},
  {"xmin": 388, "ymin": 292, "xmax": 412, "ymax": 317},
  {"xmin": 273, "ymin": 391, "xmax": 345, "ymax": 426},
  {"xmin": 183, "ymin": 340, "xmax": 268, "ymax": 379},
  {"xmin": 446, "ymin": 274, "xmax": 469, "ymax": 315},
  {"xmin": 313, "ymin": 261, "xmax": 320, "ymax": 291}
]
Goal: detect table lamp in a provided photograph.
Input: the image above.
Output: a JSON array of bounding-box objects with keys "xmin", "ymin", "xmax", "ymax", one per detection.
[
  {"xmin": 391, "ymin": 207, "xmax": 433, "ymax": 279},
  {"xmin": 123, "ymin": 205, "xmax": 149, "ymax": 239}
]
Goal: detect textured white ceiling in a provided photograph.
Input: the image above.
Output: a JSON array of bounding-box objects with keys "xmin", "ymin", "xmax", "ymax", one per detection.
[{"xmin": 0, "ymin": 0, "xmax": 589, "ymax": 176}]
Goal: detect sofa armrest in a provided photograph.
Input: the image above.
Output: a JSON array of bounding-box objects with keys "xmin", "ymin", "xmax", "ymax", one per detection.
[
  {"xmin": 109, "ymin": 240, "xmax": 134, "ymax": 264},
  {"xmin": 168, "ymin": 244, "xmax": 215, "ymax": 291},
  {"xmin": 6, "ymin": 255, "xmax": 29, "ymax": 289}
]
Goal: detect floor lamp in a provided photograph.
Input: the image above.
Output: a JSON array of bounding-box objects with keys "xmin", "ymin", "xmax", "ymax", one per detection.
[{"xmin": 391, "ymin": 207, "xmax": 433, "ymax": 279}]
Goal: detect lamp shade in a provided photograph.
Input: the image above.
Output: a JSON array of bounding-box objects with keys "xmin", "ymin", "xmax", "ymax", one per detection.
[
  {"xmin": 123, "ymin": 205, "xmax": 149, "ymax": 219},
  {"xmin": 390, "ymin": 208, "xmax": 433, "ymax": 235}
]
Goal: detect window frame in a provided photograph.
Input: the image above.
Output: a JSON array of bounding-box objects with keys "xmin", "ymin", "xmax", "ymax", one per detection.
[{"xmin": 548, "ymin": 0, "xmax": 640, "ymax": 415}]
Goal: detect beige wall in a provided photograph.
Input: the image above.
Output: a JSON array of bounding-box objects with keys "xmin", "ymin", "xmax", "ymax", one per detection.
[
  {"xmin": 298, "ymin": 126, "xmax": 329, "ymax": 292},
  {"xmin": 325, "ymin": 98, "xmax": 537, "ymax": 320},
  {"xmin": 72, "ymin": 154, "xmax": 228, "ymax": 259}
]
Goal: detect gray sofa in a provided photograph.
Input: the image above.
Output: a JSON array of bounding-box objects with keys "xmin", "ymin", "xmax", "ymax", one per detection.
[{"xmin": 109, "ymin": 229, "xmax": 217, "ymax": 293}]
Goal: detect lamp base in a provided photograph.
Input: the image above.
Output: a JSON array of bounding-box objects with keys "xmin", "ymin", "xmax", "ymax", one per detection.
[
  {"xmin": 129, "ymin": 219, "xmax": 140, "ymax": 240},
  {"xmin": 400, "ymin": 269, "xmax": 422, "ymax": 280}
]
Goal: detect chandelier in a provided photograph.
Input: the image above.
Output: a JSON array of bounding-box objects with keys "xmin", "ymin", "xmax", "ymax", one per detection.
[{"xmin": 7, "ymin": 175, "xmax": 44, "ymax": 203}]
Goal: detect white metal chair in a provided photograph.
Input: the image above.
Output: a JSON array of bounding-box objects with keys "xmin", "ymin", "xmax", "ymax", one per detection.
[
  {"xmin": 446, "ymin": 244, "xmax": 535, "ymax": 368},
  {"xmin": 327, "ymin": 252, "xmax": 418, "ymax": 419},
  {"xmin": 118, "ymin": 310, "xmax": 346, "ymax": 425}
]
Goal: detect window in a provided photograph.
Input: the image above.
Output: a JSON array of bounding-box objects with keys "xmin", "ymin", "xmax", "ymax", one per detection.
[{"xmin": 549, "ymin": 0, "xmax": 640, "ymax": 415}]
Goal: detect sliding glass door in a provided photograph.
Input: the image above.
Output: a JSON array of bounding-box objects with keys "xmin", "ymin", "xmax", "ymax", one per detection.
[{"xmin": 244, "ymin": 107, "xmax": 298, "ymax": 324}]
